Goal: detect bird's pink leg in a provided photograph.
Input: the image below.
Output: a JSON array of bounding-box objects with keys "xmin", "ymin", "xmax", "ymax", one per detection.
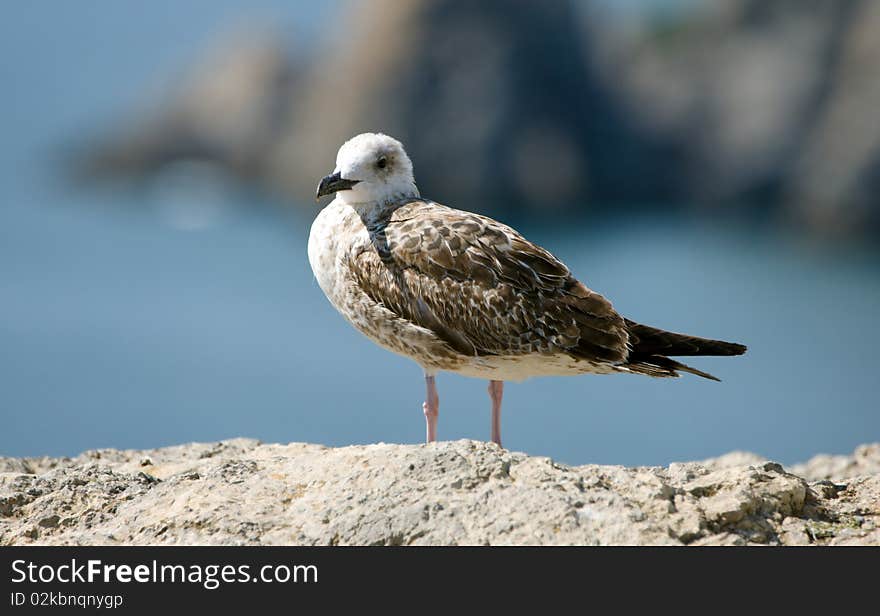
[
  {"xmin": 488, "ymin": 380, "xmax": 504, "ymax": 447},
  {"xmin": 423, "ymin": 374, "xmax": 439, "ymax": 443}
]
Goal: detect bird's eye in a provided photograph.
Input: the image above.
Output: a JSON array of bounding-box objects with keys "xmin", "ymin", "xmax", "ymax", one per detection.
[{"xmin": 377, "ymin": 156, "xmax": 387, "ymax": 169}]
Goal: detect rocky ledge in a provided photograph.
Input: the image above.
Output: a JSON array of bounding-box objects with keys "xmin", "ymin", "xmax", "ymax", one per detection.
[{"xmin": 1, "ymin": 440, "xmax": 878, "ymax": 546}]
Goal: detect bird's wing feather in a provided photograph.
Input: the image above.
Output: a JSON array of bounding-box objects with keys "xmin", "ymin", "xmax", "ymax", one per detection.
[{"xmin": 349, "ymin": 200, "xmax": 629, "ymax": 363}]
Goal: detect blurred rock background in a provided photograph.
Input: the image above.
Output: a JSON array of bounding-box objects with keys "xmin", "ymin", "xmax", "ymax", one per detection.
[{"xmin": 74, "ymin": 0, "xmax": 880, "ymax": 239}]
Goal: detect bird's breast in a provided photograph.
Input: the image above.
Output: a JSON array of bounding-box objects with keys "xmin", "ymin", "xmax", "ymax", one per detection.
[
  {"xmin": 308, "ymin": 202, "xmax": 468, "ymax": 370},
  {"xmin": 308, "ymin": 202, "xmax": 364, "ymax": 301}
]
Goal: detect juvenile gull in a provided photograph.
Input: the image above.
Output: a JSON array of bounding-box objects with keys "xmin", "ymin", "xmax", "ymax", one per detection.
[{"xmin": 309, "ymin": 133, "xmax": 746, "ymax": 447}]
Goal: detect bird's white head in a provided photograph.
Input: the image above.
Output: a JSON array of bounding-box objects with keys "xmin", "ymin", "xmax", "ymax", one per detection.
[{"xmin": 315, "ymin": 133, "xmax": 419, "ymax": 208}]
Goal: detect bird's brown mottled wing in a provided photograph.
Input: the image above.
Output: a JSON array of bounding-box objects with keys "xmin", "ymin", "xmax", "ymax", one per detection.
[{"xmin": 349, "ymin": 200, "xmax": 629, "ymax": 363}]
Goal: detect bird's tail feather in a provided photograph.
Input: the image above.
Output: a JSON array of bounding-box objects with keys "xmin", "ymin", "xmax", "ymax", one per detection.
[
  {"xmin": 623, "ymin": 355, "xmax": 722, "ymax": 381},
  {"xmin": 625, "ymin": 320, "xmax": 747, "ymax": 357},
  {"xmin": 621, "ymin": 320, "xmax": 746, "ymax": 381}
]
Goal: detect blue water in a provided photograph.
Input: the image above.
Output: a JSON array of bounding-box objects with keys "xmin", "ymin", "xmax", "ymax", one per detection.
[{"xmin": 1, "ymin": 3, "xmax": 878, "ymax": 466}]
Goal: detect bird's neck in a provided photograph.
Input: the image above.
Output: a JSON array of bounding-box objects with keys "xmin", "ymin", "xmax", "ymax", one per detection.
[{"xmin": 347, "ymin": 191, "xmax": 421, "ymax": 228}]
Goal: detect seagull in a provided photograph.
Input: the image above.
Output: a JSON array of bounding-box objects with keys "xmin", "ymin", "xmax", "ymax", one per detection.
[{"xmin": 309, "ymin": 133, "xmax": 746, "ymax": 447}]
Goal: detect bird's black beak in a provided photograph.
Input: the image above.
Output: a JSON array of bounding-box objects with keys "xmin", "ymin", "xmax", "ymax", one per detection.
[{"xmin": 316, "ymin": 171, "xmax": 360, "ymax": 200}]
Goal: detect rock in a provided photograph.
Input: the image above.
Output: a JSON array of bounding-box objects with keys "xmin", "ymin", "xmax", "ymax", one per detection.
[
  {"xmin": 72, "ymin": 28, "xmax": 297, "ymax": 185},
  {"xmin": 268, "ymin": 0, "xmax": 678, "ymax": 216},
  {"xmin": 1, "ymin": 439, "xmax": 877, "ymax": 546},
  {"xmin": 71, "ymin": 0, "xmax": 682, "ymax": 218},
  {"xmin": 614, "ymin": 0, "xmax": 880, "ymax": 237},
  {"xmin": 790, "ymin": 444, "xmax": 880, "ymax": 481},
  {"xmin": 68, "ymin": 1, "xmax": 880, "ymax": 241}
]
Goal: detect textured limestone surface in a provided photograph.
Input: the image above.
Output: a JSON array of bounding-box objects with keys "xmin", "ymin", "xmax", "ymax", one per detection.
[{"xmin": 1, "ymin": 440, "xmax": 877, "ymax": 546}]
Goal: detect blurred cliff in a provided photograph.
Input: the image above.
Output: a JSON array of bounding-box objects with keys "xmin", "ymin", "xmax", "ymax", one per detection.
[{"xmin": 71, "ymin": 0, "xmax": 880, "ymax": 240}]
